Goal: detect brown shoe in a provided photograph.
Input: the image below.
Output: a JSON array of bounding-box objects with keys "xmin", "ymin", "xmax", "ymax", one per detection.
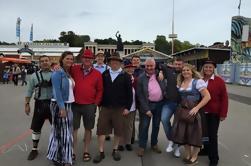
[
  {"xmin": 151, "ymin": 145, "xmax": 162, "ymax": 153},
  {"xmin": 137, "ymin": 148, "xmax": 144, "ymax": 157}
]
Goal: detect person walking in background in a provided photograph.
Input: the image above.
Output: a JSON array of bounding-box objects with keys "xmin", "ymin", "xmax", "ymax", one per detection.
[
  {"xmin": 118, "ymin": 59, "xmax": 137, "ymax": 151},
  {"xmin": 136, "ymin": 58, "xmax": 165, "ymax": 157},
  {"xmin": 172, "ymin": 64, "xmax": 211, "ymax": 165},
  {"xmin": 12, "ymin": 63, "xmax": 21, "ymax": 86},
  {"xmin": 47, "ymin": 51, "xmax": 75, "ymax": 166},
  {"xmin": 25, "ymin": 55, "xmax": 53, "ymax": 161},
  {"xmin": 93, "ymin": 52, "xmax": 132, "ymax": 163},
  {"xmin": 70, "ymin": 49, "xmax": 103, "ymax": 162},
  {"xmin": 158, "ymin": 58, "xmax": 183, "ymax": 157},
  {"xmin": 21, "ymin": 65, "xmax": 27, "ymax": 86},
  {"xmin": 201, "ymin": 60, "xmax": 228, "ymax": 166},
  {"xmin": 2, "ymin": 69, "xmax": 9, "ymax": 84}
]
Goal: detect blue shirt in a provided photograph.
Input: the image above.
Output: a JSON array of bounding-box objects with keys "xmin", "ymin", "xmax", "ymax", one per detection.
[
  {"xmin": 94, "ymin": 64, "xmax": 109, "ymax": 74},
  {"xmin": 109, "ymin": 68, "xmax": 122, "ymax": 82}
]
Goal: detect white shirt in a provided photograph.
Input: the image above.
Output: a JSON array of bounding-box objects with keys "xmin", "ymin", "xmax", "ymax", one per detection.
[
  {"xmin": 65, "ymin": 78, "xmax": 75, "ymax": 103},
  {"xmin": 204, "ymin": 74, "xmax": 215, "ymax": 87},
  {"xmin": 129, "ymin": 87, "xmax": 136, "ymax": 112}
]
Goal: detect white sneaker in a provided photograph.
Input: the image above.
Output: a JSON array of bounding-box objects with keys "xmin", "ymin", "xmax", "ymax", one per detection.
[
  {"xmin": 173, "ymin": 146, "xmax": 181, "ymax": 158},
  {"xmin": 166, "ymin": 141, "xmax": 174, "ymax": 153}
]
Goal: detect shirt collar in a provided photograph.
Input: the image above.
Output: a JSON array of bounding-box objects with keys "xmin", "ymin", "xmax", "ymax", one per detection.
[
  {"xmin": 109, "ymin": 68, "xmax": 122, "ymax": 74},
  {"xmin": 81, "ymin": 65, "xmax": 93, "ymax": 72},
  {"xmin": 94, "ymin": 64, "xmax": 105, "ymax": 68},
  {"xmin": 210, "ymin": 74, "xmax": 215, "ymax": 80}
]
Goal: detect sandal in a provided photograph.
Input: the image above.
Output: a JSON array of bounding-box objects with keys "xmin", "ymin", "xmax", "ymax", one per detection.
[
  {"xmin": 186, "ymin": 158, "xmax": 198, "ymax": 165},
  {"xmin": 83, "ymin": 152, "xmax": 91, "ymax": 162}
]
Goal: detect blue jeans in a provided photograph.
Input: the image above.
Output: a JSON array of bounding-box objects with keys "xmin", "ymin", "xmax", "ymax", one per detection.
[
  {"xmin": 138, "ymin": 101, "xmax": 163, "ymax": 149},
  {"xmin": 161, "ymin": 101, "xmax": 177, "ymax": 140}
]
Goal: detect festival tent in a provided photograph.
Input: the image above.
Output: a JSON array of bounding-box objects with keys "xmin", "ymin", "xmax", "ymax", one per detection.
[{"xmin": 0, "ymin": 57, "xmax": 31, "ymax": 64}]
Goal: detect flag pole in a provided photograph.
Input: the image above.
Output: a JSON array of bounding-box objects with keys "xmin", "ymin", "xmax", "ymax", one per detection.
[{"xmin": 238, "ymin": 0, "xmax": 241, "ymax": 16}]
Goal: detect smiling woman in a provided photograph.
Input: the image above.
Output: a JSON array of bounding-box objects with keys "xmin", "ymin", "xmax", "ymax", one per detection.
[{"xmin": 47, "ymin": 51, "xmax": 75, "ymax": 166}]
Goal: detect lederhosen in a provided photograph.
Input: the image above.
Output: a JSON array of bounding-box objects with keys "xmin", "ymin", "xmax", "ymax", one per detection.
[{"xmin": 30, "ymin": 71, "xmax": 52, "ymax": 132}]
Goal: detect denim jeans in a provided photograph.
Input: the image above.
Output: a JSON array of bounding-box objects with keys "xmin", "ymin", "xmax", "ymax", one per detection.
[
  {"xmin": 161, "ymin": 101, "xmax": 177, "ymax": 140},
  {"xmin": 138, "ymin": 101, "xmax": 163, "ymax": 149}
]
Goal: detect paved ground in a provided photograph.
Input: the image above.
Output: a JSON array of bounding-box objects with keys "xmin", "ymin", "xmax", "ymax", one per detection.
[{"xmin": 0, "ymin": 83, "xmax": 250, "ymax": 166}]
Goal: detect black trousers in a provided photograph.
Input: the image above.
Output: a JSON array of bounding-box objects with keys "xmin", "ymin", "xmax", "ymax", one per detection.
[
  {"xmin": 13, "ymin": 74, "xmax": 18, "ymax": 85},
  {"xmin": 206, "ymin": 113, "xmax": 220, "ymax": 164}
]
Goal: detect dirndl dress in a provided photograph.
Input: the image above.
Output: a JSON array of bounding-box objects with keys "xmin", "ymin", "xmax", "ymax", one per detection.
[{"xmin": 172, "ymin": 79, "xmax": 204, "ymax": 147}]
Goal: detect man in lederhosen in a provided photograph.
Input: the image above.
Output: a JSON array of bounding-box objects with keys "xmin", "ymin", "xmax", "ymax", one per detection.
[{"xmin": 25, "ymin": 55, "xmax": 53, "ymax": 160}]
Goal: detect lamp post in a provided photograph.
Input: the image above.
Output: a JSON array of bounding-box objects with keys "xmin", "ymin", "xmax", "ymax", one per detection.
[{"xmin": 169, "ymin": 0, "xmax": 177, "ymax": 55}]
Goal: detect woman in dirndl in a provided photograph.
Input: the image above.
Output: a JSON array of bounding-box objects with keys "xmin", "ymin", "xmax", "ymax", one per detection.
[
  {"xmin": 47, "ymin": 51, "xmax": 75, "ymax": 166},
  {"xmin": 172, "ymin": 63, "xmax": 211, "ymax": 165}
]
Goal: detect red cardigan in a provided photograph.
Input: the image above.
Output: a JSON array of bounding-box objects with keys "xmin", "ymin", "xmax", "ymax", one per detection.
[
  {"xmin": 204, "ymin": 75, "xmax": 228, "ymax": 118},
  {"xmin": 71, "ymin": 64, "xmax": 103, "ymax": 105}
]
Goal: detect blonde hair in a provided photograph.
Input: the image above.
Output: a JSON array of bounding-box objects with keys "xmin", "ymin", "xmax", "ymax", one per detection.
[
  {"xmin": 177, "ymin": 63, "xmax": 202, "ymax": 87},
  {"xmin": 200, "ymin": 64, "xmax": 218, "ymax": 77}
]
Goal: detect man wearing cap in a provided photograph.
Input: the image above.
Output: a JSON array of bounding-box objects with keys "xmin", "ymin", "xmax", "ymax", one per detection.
[
  {"xmin": 93, "ymin": 52, "xmax": 133, "ymax": 163},
  {"xmin": 93, "ymin": 50, "xmax": 110, "ymax": 74},
  {"xmin": 70, "ymin": 49, "xmax": 103, "ymax": 162}
]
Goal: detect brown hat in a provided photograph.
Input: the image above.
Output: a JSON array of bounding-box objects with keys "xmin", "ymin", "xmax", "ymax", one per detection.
[
  {"xmin": 123, "ymin": 59, "xmax": 136, "ymax": 68},
  {"xmin": 108, "ymin": 52, "xmax": 123, "ymax": 62},
  {"xmin": 202, "ymin": 59, "xmax": 217, "ymax": 68}
]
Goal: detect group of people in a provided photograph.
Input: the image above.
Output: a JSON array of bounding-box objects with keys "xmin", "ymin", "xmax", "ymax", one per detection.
[
  {"xmin": 2, "ymin": 64, "xmax": 27, "ymax": 85},
  {"xmin": 24, "ymin": 49, "xmax": 228, "ymax": 166}
]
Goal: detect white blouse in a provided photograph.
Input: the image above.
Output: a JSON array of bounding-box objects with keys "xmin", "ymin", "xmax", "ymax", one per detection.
[
  {"xmin": 65, "ymin": 78, "xmax": 75, "ymax": 103},
  {"xmin": 179, "ymin": 79, "xmax": 207, "ymax": 91}
]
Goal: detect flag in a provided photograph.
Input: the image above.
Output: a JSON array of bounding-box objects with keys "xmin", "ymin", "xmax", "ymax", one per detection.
[
  {"xmin": 238, "ymin": 0, "xmax": 241, "ymax": 9},
  {"xmin": 16, "ymin": 17, "xmax": 21, "ymax": 38},
  {"xmin": 30, "ymin": 24, "xmax": 33, "ymax": 42}
]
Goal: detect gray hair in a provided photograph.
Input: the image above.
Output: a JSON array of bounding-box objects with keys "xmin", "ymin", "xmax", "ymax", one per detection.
[{"xmin": 144, "ymin": 57, "xmax": 156, "ymax": 65}]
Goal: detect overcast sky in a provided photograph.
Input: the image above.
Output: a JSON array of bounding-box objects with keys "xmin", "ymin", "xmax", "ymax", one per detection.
[{"xmin": 0, "ymin": 0, "xmax": 250, "ymax": 46}]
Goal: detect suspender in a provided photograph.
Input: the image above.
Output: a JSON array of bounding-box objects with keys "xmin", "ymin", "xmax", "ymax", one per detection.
[{"xmin": 35, "ymin": 71, "xmax": 51, "ymax": 99}]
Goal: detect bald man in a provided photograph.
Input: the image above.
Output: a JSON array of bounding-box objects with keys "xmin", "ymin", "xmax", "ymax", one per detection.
[{"xmin": 136, "ymin": 58, "xmax": 165, "ymax": 157}]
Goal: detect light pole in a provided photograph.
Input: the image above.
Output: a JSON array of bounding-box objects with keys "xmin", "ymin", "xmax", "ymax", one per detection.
[{"xmin": 169, "ymin": 0, "xmax": 177, "ymax": 55}]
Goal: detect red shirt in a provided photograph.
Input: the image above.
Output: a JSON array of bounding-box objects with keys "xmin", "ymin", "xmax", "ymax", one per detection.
[
  {"xmin": 204, "ymin": 75, "xmax": 228, "ymax": 118},
  {"xmin": 70, "ymin": 64, "xmax": 103, "ymax": 105}
]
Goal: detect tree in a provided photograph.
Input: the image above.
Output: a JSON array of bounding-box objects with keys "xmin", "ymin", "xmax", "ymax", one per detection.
[
  {"xmin": 94, "ymin": 38, "xmax": 117, "ymax": 44},
  {"xmin": 155, "ymin": 35, "xmax": 195, "ymax": 54},
  {"xmin": 154, "ymin": 35, "xmax": 171, "ymax": 54},
  {"xmin": 59, "ymin": 31, "xmax": 90, "ymax": 47},
  {"xmin": 34, "ymin": 39, "xmax": 60, "ymax": 43}
]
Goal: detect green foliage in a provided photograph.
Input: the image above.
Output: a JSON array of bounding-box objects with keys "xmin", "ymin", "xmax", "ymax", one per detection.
[
  {"xmin": 94, "ymin": 38, "xmax": 117, "ymax": 44},
  {"xmin": 124, "ymin": 40, "xmax": 143, "ymax": 45},
  {"xmin": 154, "ymin": 35, "xmax": 195, "ymax": 54},
  {"xmin": 59, "ymin": 31, "xmax": 90, "ymax": 47},
  {"xmin": 155, "ymin": 35, "xmax": 171, "ymax": 54},
  {"xmin": 0, "ymin": 41, "xmax": 16, "ymax": 45},
  {"xmin": 34, "ymin": 39, "xmax": 60, "ymax": 43}
]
